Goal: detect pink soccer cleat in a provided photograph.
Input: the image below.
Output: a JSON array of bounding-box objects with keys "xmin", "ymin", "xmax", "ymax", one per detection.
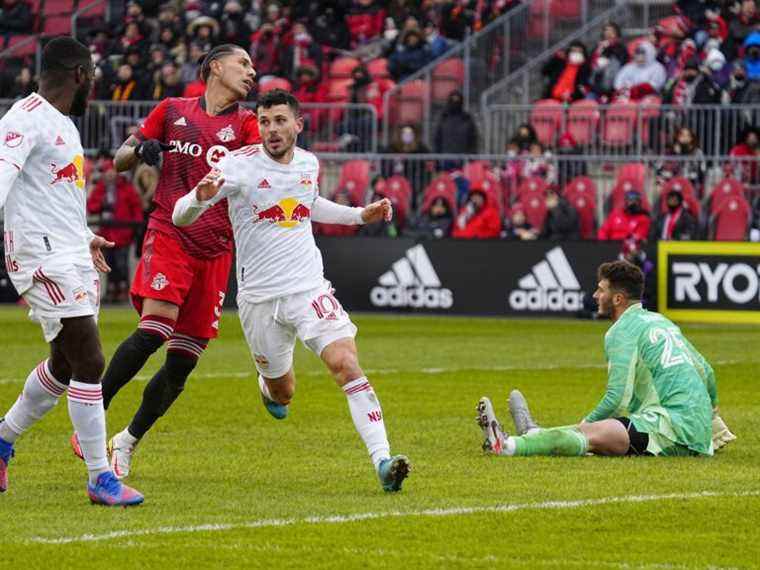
[
  {"xmin": 70, "ymin": 432, "xmax": 83, "ymax": 460},
  {"xmin": 87, "ymin": 471, "xmax": 144, "ymax": 506}
]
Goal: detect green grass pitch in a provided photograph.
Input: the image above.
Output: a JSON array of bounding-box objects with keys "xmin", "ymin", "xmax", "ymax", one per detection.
[{"xmin": 0, "ymin": 306, "xmax": 758, "ymax": 569}]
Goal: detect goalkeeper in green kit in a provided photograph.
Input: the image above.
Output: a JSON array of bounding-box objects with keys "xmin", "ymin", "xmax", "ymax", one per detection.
[{"xmin": 477, "ymin": 260, "xmax": 736, "ymax": 458}]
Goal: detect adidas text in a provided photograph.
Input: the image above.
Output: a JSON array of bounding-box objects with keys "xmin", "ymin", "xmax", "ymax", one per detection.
[
  {"xmin": 508, "ymin": 289, "xmax": 584, "ymax": 311},
  {"xmin": 370, "ymin": 244, "xmax": 453, "ymax": 309},
  {"xmin": 508, "ymin": 246, "xmax": 585, "ymax": 313}
]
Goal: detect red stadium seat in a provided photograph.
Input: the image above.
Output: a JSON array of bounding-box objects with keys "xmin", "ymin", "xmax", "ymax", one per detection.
[
  {"xmin": 385, "ymin": 175, "xmax": 412, "ymax": 204},
  {"xmin": 567, "ymin": 100, "xmax": 600, "ymax": 146},
  {"xmin": 327, "ymin": 78, "xmax": 352, "ymax": 102},
  {"xmin": 713, "ymin": 196, "xmax": 750, "ymax": 240},
  {"xmin": 709, "ymin": 178, "xmax": 746, "ymax": 214},
  {"xmin": 367, "ymin": 58, "xmax": 390, "ymax": 80},
  {"xmin": 519, "ymin": 192, "xmax": 548, "ymax": 230},
  {"xmin": 6, "ymin": 34, "xmax": 38, "ymax": 57},
  {"xmin": 530, "ymin": 99, "xmax": 563, "ymax": 147},
  {"xmin": 602, "ymin": 104, "xmax": 637, "ymax": 147},
  {"xmin": 658, "ymin": 177, "xmax": 700, "ymax": 217},
  {"xmin": 563, "ymin": 175, "xmax": 597, "ymax": 200},
  {"xmin": 616, "ymin": 163, "xmax": 647, "ymax": 190},
  {"xmin": 44, "ymin": 0, "xmax": 75, "ymax": 14},
  {"xmin": 422, "ymin": 174, "xmax": 458, "ymax": 213},
  {"xmin": 639, "ymin": 96, "xmax": 661, "ymax": 145},
  {"xmin": 388, "ymin": 80, "xmax": 425, "ymax": 125},
  {"xmin": 550, "ymin": 0, "xmax": 581, "ymax": 20},
  {"xmin": 259, "ymin": 77, "xmax": 292, "ymax": 93},
  {"xmin": 516, "ymin": 176, "xmax": 548, "ymax": 200},
  {"xmin": 43, "ymin": 15, "xmax": 72, "ymax": 36},
  {"xmin": 564, "ymin": 176, "xmax": 598, "ymax": 238},
  {"xmin": 376, "ymin": 180, "xmax": 410, "ymax": 229},
  {"xmin": 431, "ymin": 58, "xmax": 464, "ymax": 102},
  {"xmin": 463, "ymin": 160, "xmax": 492, "ymax": 189},
  {"xmin": 338, "ymin": 160, "xmax": 371, "ymax": 205},
  {"xmin": 78, "ymin": 0, "xmax": 106, "ymax": 17},
  {"xmin": 329, "ymin": 57, "xmax": 360, "ymax": 79}
]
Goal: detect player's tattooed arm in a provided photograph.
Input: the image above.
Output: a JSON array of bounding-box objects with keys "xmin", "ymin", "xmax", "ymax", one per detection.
[{"xmin": 114, "ymin": 135, "xmax": 141, "ymax": 172}]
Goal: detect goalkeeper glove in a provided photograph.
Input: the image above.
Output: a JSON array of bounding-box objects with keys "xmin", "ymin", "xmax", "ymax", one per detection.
[
  {"xmin": 712, "ymin": 408, "xmax": 737, "ymax": 451},
  {"xmin": 135, "ymin": 139, "xmax": 173, "ymax": 166}
]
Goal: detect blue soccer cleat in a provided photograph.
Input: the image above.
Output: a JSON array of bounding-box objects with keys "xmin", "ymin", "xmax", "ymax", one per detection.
[
  {"xmin": 87, "ymin": 471, "xmax": 144, "ymax": 507},
  {"xmin": 377, "ymin": 455, "xmax": 411, "ymax": 492},
  {"xmin": 261, "ymin": 393, "xmax": 288, "ymax": 420},
  {"xmin": 0, "ymin": 434, "xmax": 14, "ymax": 493}
]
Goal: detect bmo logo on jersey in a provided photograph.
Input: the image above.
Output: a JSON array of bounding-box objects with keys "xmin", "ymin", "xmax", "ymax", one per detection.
[{"xmin": 169, "ymin": 141, "xmax": 229, "ymax": 167}]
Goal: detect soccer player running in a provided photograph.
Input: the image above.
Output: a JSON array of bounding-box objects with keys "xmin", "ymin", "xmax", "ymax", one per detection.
[
  {"xmin": 0, "ymin": 37, "xmax": 143, "ymax": 505},
  {"xmin": 71, "ymin": 44, "xmax": 259, "ymax": 478},
  {"xmin": 477, "ymin": 260, "xmax": 736, "ymax": 458},
  {"xmin": 172, "ymin": 90, "xmax": 411, "ymax": 492}
]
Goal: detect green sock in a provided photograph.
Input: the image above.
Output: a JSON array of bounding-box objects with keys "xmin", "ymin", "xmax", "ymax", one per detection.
[{"xmin": 512, "ymin": 427, "xmax": 588, "ymax": 457}]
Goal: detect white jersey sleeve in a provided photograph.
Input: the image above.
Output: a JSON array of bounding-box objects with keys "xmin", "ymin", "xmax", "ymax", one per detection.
[
  {"xmin": 172, "ymin": 153, "xmax": 242, "ymax": 227},
  {"xmin": 0, "ymin": 109, "xmax": 38, "ymax": 208}
]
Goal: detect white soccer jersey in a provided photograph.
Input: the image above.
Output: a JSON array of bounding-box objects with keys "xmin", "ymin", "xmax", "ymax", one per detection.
[
  {"xmin": 0, "ymin": 93, "xmax": 92, "ymax": 293},
  {"xmin": 214, "ymin": 145, "xmax": 325, "ymax": 303}
]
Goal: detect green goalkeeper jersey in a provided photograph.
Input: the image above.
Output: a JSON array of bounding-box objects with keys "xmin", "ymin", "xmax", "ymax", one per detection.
[{"xmin": 586, "ymin": 303, "xmax": 715, "ymax": 456}]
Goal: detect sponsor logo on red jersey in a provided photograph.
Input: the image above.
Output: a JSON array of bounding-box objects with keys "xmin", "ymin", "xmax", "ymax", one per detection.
[
  {"xmin": 216, "ymin": 125, "xmax": 236, "ymax": 143},
  {"xmin": 151, "ymin": 273, "xmax": 169, "ymax": 291}
]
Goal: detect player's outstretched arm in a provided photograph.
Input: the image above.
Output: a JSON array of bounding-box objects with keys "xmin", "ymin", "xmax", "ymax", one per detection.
[
  {"xmin": 115, "ymin": 135, "xmax": 172, "ymax": 172},
  {"xmin": 585, "ymin": 332, "xmax": 637, "ymax": 422},
  {"xmin": 311, "ymin": 197, "xmax": 391, "ymax": 226},
  {"xmin": 172, "ymin": 169, "xmax": 226, "ymax": 227}
]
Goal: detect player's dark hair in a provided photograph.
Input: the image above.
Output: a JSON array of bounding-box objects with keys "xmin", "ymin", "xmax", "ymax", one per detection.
[
  {"xmin": 200, "ymin": 43, "xmax": 246, "ymax": 82},
  {"xmin": 40, "ymin": 36, "xmax": 92, "ymax": 79},
  {"xmin": 598, "ymin": 261, "xmax": 644, "ymax": 300},
  {"xmin": 257, "ymin": 89, "xmax": 300, "ymax": 116}
]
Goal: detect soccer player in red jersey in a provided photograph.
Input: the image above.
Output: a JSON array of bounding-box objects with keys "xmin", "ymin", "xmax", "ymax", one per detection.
[{"xmin": 71, "ymin": 44, "xmax": 259, "ymax": 478}]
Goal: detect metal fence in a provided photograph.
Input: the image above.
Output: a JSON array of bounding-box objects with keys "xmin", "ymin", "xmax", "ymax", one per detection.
[
  {"xmin": 381, "ymin": 0, "xmax": 619, "ymax": 148},
  {"xmin": 483, "ymin": 103, "xmax": 760, "ymax": 156},
  {"xmin": 0, "ymin": 99, "xmax": 378, "ymax": 153},
  {"xmin": 316, "ymin": 152, "xmax": 760, "ymax": 234}
]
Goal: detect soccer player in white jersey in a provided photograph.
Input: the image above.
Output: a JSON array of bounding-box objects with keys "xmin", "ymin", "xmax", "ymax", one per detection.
[
  {"xmin": 173, "ymin": 89, "xmax": 410, "ymax": 492},
  {"xmin": 0, "ymin": 36, "xmax": 143, "ymax": 506}
]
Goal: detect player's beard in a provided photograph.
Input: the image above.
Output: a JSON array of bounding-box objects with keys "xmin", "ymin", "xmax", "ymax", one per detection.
[
  {"xmin": 264, "ymin": 132, "xmax": 296, "ymax": 160},
  {"xmin": 596, "ymin": 296, "xmax": 612, "ymax": 318},
  {"xmin": 69, "ymin": 83, "xmax": 90, "ymax": 117}
]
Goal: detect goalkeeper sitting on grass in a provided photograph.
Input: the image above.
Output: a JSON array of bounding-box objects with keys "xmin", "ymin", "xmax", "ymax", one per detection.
[{"xmin": 477, "ymin": 260, "xmax": 736, "ymax": 458}]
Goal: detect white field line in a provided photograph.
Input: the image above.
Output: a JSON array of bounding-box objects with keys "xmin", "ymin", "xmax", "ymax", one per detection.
[
  {"xmin": 0, "ymin": 359, "xmax": 752, "ymax": 386},
  {"xmin": 28, "ymin": 490, "xmax": 760, "ymax": 545}
]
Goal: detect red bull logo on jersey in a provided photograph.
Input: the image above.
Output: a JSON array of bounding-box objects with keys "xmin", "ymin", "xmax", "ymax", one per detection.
[
  {"xmin": 50, "ymin": 154, "xmax": 85, "ymax": 189},
  {"xmin": 254, "ymin": 197, "xmax": 310, "ymax": 229}
]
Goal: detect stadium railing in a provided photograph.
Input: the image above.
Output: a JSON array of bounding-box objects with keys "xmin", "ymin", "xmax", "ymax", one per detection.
[
  {"xmin": 380, "ymin": 0, "xmax": 619, "ymax": 148},
  {"xmin": 481, "ymin": 103, "xmax": 760, "ymax": 156},
  {"xmin": 72, "ymin": 0, "xmax": 111, "ymax": 40},
  {"xmin": 315, "ymin": 152, "xmax": 760, "ymax": 230},
  {"xmin": 480, "ymin": 0, "xmax": 665, "ymax": 111},
  {"xmin": 0, "ymin": 100, "xmax": 378, "ymax": 154}
]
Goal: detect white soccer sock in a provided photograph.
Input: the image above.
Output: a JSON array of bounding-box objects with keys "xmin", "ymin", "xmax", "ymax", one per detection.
[
  {"xmin": 67, "ymin": 380, "xmax": 110, "ymax": 484},
  {"xmin": 342, "ymin": 377, "xmax": 390, "ymax": 470},
  {"xmin": 258, "ymin": 375, "xmax": 274, "ymax": 401},
  {"xmin": 0, "ymin": 360, "xmax": 67, "ymax": 443},
  {"xmin": 504, "ymin": 437, "xmax": 517, "ymax": 456},
  {"xmin": 116, "ymin": 427, "xmax": 139, "ymax": 447}
]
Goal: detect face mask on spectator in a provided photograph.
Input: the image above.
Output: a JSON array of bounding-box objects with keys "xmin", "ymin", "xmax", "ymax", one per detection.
[
  {"xmin": 667, "ymin": 192, "xmax": 683, "ymax": 212},
  {"xmin": 401, "ymin": 128, "xmax": 415, "ymax": 145},
  {"xmin": 295, "ymin": 32, "xmax": 311, "ymax": 43},
  {"xmin": 568, "ymin": 51, "xmax": 585, "ymax": 65}
]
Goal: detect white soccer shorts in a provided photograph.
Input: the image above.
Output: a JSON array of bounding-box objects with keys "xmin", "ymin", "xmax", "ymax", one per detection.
[
  {"xmin": 15, "ymin": 262, "xmax": 100, "ymax": 342},
  {"xmin": 238, "ymin": 281, "xmax": 357, "ymax": 379}
]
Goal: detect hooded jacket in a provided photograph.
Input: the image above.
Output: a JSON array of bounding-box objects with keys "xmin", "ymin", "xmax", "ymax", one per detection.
[
  {"xmin": 614, "ymin": 41, "xmax": 667, "ymax": 93},
  {"xmin": 452, "ymin": 189, "xmax": 501, "ymax": 239},
  {"xmin": 744, "ymin": 31, "xmax": 760, "ymax": 81}
]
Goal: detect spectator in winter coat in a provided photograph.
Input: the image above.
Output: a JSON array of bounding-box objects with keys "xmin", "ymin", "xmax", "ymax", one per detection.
[
  {"xmin": 293, "ymin": 64, "xmax": 329, "ymax": 133},
  {"xmin": 510, "ymin": 123, "xmax": 538, "ymax": 152},
  {"xmin": 250, "ymin": 22, "xmax": 283, "ymax": 79},
  {"xmin": 541, "ymin": 188, "xmax": 580, "ymax": 240},
  {"xmin": 110, "ymin": 64, "xmax": 146, "ymax": 101},
  {"xmin": 725, "ymin": 0, "xmax": 757, "ymax": 61},
  {"xmin": 0, "ymin": 0, "xmax": 33, "ymax": 36},
  {"xmin": 389, "ymin": 28, "xmax": 432, "ymax": 81},
  {"xmin": 542, "ymin": 41, "xmax": 592, "ymax": 102},
  {"xmin": 87, "ymin": 168, "xmax": 144, "ymax": 303},
  {"xmin": 382, "ymin": 124, "xmax": 432, "ymax": 195},
  {"xmin": 424, "ymin": 20, "xmax": 450, "ymax": 59},
  {"xmin": 433, "ymin": 91, "xmax": 479, "ymax": 154},
  {"xmin": 652, "ymin": 190, "xmax": 699, "ymax": 241},
  {"xmin": 219, "ymin": 0, "xmax": 252, "ymax": 47},
  {"xmin": 404, "ymin": 196, "xmax": 455, "ymax": 239},
  {"xmin": 598, "ymin": 191, "xmax": 652, "ymax": 241},
  {"xmin": 656, "ymin": 127, "xmax": 707, "ymax": 192},
  {"xmin": 555, "ymin": 132, "xmax": 587, "ymax": 189},
  {"xmin": 614, "ymin": 41, "xmax": 667, "ymax": 99},
  {"xmin": 504, "ymin": 207, "xmax": 538, "ymax": 240},
  {"xmin": 281, "ymin": 22, "xmax": 323, "ymax": 82},
  {"xmin": 149, "ymin": 61, "xmax": 184, "ymax": 100},
  {"xmin": 347, "ymin": 0, "xmax": 386, "ymax": 47},
  {"xmin": 728, "ymin": 126, "xmax": 760, "ymax": 184},
  {"xmin": 523, "ymin": 143, "xmax": 557, "ymax": 186},
  {"xmin": 452, "ymin": 188, "xmax": 501, "ymax": 239},
  {"xmin": 589, "ymin": 22, "xmax": 629, "ymax": 101}
]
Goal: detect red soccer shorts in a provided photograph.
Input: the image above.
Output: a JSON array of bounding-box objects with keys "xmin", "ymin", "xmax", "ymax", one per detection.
[{"xmin": 130, "ymin": 229, "xmax": 232, "ymax": 339}]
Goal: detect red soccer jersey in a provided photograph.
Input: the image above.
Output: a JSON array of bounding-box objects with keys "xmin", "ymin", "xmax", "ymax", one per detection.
[{"xmin": 137, "ymin": 96, "xmax": 260, "ymax": 258}]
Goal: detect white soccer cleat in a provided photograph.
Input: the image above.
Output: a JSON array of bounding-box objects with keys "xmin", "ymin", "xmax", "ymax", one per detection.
[
  {"xmin": 476, "ymin": 397, "xmax": 508, "ymax": 455},
  {"xmin": 108, "ymin": 432, "xmax": 137, "ymax": 480},
  {"xmin": 508, "ymin": 389, "xmax": 540, "ymax": 436},
  {"xmin": 712, "ymin": 411, "xmax": 737, "ymax": 452}
]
